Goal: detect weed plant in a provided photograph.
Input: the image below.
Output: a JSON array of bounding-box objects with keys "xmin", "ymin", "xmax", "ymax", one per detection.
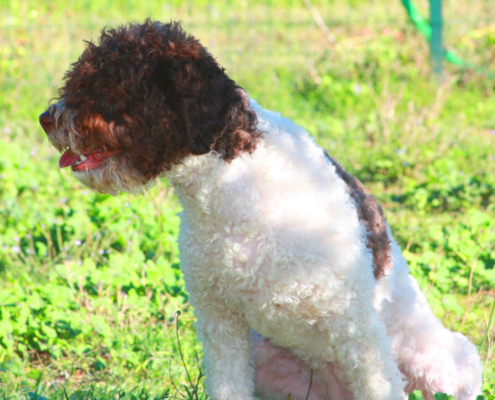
[{"xmin": 0, "ymin": 0, "xmax": 494, "ymax": 398}]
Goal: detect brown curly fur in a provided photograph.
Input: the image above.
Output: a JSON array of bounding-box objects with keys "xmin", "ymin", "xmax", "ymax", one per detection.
[
  {"xmin": 325, "ymin": 152, "xmax": 393, "ymax": 279},
  {"xmin": 55, "ymin": 20, "xmax": 261, "ymax": 182}
]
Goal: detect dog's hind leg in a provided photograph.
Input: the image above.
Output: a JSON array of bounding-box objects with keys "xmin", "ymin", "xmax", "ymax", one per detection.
[
  {"xmin": 303, "ymin": 314, "xmax": 404, "ymax": 400},
  {"xmin": 377, "ymin": 240, "xmax": 483, "ymax": 400}
]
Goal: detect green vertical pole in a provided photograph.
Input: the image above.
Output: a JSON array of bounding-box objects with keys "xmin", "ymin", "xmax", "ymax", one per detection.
[{"xmin": 430, "ymin": 0, "xmax": 443, "ymax": 76}]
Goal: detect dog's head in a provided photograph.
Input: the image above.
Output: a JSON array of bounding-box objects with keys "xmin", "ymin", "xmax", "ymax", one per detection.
[{"xmin": 40, "ymin": 20, "xmax": 260, "ymax": 194}]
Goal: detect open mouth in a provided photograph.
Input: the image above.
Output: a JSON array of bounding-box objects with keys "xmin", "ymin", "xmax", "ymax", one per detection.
[{"xmin": 59, "ymin": 149, "xmax": 122, "ymax": 171}]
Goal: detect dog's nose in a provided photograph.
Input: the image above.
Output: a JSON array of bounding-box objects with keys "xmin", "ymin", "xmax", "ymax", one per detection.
[{"xmin": 39, "ymin": 110, "xmax": 52, "ymax": 132}]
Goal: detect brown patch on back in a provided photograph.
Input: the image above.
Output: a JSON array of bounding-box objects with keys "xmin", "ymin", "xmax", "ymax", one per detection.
[{"xmin": 324, "ymin": 151, "xmax": 393, "ymax": 279}]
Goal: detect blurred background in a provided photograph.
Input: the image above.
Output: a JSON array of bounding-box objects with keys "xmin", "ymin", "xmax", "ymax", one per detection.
[{"xmin": 0, "ymin": 1, "xmax": 494, "ymax": 399}]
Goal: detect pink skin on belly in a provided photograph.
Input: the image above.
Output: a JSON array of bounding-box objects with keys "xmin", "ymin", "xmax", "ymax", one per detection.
[
  {"xmin": 253, "ymin": 337, "xmax": 353, "ymax": 400},
  {"xmin": 253, "ymin": 338, "xmax": 465, "ymax": 400}
]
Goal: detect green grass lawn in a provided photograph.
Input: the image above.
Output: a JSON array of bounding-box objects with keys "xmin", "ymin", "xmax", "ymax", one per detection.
[{"xmin": 0, "ymin": 0, "xmax": 494, "ymax": 399}]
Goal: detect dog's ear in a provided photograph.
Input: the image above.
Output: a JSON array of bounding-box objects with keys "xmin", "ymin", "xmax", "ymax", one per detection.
[{"xmin": 152, "ymin": 51, "xmax": 243, "ymax": 156}]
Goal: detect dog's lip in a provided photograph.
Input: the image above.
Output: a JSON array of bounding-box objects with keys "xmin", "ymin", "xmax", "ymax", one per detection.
[
  {"xmin": 59, "ymin": 150, "xmax": 82, "ymax": 168},
  {"xmin": 59, "ymin": 149, "xmax": 122, "ymax": 171}
]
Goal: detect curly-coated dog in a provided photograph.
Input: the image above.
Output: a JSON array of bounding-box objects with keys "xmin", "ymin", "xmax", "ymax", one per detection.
[{"xmin": 39, "ymin": 20, "xmax": 482, "ymax": 400}]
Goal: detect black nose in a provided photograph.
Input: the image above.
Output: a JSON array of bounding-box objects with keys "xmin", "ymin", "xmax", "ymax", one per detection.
[{"xmin": 39, "ymin": 110, "xmax": 52, "ymax": 132}]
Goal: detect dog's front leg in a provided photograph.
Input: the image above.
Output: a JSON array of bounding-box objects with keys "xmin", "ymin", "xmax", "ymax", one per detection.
[
  {"xmin": 256, "ymin": 302, "xmax": 405, "ymax": 400},
  {"xmin": 194, "ymin": 301, "xmax": 255, "ymax": 400}
]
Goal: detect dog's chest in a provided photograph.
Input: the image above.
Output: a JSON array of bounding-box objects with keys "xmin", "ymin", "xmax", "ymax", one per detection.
[{"xmin": 172, "ymin": 131, "xmax": 374, "ymax": 314}]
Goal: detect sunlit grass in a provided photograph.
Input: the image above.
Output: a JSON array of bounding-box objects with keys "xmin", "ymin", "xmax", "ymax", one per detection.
[{"xmin": 0, "ymin": 0, "xmax": 494, "ymax": 398}]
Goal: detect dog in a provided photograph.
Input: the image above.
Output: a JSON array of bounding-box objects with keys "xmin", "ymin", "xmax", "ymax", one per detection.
[{"xmin": 39, "ymin": 20, "xmax": 482, "ymax": 400}]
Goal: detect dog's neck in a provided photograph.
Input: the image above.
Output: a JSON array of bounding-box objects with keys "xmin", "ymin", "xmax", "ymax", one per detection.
[
  {"xmin": 166, "ymin": 151, "xmax": 225, "ymax": 192},
  {"xmin": 164, "ymin": 99, "xmax": 317, "ymax": 220}
]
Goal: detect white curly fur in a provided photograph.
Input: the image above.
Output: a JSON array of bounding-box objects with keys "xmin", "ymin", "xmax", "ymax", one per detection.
[{"xmin": 163, "ymin": 99, "xmax": 482, "ymax": 400}]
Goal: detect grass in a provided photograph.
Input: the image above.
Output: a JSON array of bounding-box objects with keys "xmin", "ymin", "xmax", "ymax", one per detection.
[{"xmin": 0, "ymin": 0, "xmax": 494, "ymax": 398}]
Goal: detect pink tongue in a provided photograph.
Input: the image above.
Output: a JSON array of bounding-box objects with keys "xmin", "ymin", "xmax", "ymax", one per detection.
[{"xmin": 59, "ymin": 150, "xmax": 81, "ymax": 168}]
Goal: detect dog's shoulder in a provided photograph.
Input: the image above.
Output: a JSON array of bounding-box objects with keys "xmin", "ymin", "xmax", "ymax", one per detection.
[{"xmin": 249, "ymin": 100, "xmax": 392, "ymax": 279}]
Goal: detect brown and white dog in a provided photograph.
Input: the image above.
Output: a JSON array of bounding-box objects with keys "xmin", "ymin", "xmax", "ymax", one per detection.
[{"xmin": 40, "ymin": 20, "xmax": 482, "ymax": 400}]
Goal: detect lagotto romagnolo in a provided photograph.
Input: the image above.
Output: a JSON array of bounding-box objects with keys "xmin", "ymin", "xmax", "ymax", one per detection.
[{"xmin": 40, "ymin": 20, "xmax": 482, "ymax": 400}]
